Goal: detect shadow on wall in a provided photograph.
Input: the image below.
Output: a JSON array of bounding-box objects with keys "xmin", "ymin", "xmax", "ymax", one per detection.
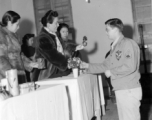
[
  {"xmin": 70, "ymin": 24, "xmax": 134, "ymax": 62},
  {"xmin": 17, "ymin": 19, "xmax": 34, "ymax": 38},
  {"xmin": 69, "ymin": 27, "xmax": 77, "ymax": 44},
  {"xmin": 123, "ymin": 24, "xmax": 152, "ymax": 73},
  {"xmin": 123, "ymin": 24, "xmax": 134, "ymax": 39},
  {"xmin": 80, "ymin": 43, "xmax": 98, "ymax": 62},
  {"xmin": 70, "ymin": 27, "xmax": 98, "ymax": 62}
]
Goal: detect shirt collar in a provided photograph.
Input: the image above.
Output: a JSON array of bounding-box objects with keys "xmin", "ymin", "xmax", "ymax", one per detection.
[
  {"xmin": 111, "ymin": 34, "xmax": 124, "ymax": 50},
  {"xmin": 116, "ymin": 34, "xmax": 124, "ymax": 45},
  {"xmin": 44, "ymin": 27, "xmax": 57, "ymax": 36}
]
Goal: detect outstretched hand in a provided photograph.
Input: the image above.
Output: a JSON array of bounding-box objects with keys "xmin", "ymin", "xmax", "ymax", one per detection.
[
  {"xmin": 80, "ymin": 61, "xmax": 89, "ymax": 69},
  {"xmin": 75, "ymin": 44, "xmax": 84, "ymax": 51}
]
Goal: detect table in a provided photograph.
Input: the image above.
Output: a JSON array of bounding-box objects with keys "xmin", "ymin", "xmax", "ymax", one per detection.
[
  {"xmin": 0, "ymin": 84, "xmax": 69, "ymax": 120},
  {"xmin": 36, "ymin": 74, "xmax": 104, "ymax": 120}
]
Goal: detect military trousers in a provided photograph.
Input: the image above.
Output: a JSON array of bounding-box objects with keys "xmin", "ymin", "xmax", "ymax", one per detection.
[{"xmin": 115, "ymin": 87, "xmax": 142, "ymax": 120}]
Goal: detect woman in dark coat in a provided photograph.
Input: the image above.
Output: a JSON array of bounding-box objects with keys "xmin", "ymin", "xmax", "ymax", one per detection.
[{"xmin": 32, "ymin": 10, "xmax": 71, "ymax": 81}]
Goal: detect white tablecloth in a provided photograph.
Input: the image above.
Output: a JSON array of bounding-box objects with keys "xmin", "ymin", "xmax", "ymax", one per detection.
[
  {"xmin": 36, "ymin": 74, "xmax": 103, "ymax": 120},
  {"xmin": 0, "ymin": 84, "xmax": 69, "ymax": 120}
]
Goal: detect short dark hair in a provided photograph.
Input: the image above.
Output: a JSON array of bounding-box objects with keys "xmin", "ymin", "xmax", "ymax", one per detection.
[
  {"xmin": 22, "ymin": 34, "xmax": 35, "ymax": 45},
  {"xmin": 105, "ymin": 18, "xmax": 123, "ymax": 32},
  {"xmin": 0, "ymin": 10, "xmax": 20, "ymax": 27},
  {"xmin": 41, "ymin": 10, "xmax": 58, "ymax": 27},
  {"xmin": 57, "ymin": 23, "xmax": 69, "ymax": 37}
]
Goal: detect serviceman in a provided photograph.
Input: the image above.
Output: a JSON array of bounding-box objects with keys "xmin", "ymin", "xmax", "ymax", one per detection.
[{"xmin": 80, "ymin": 18, "xmax": 142, "ymax": 120}]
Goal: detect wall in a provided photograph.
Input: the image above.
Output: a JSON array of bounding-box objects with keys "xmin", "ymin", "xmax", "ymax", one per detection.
[
  {"xmin": 0, "ymin": 0, "xmax": 134, "ymax": 60},
  {"xmin": 0, "ymin": 0, "xmax": 36, "ymax": 39},
  {"xmin": 0, "ymin": 0, "xmax": 135, "ymax": 96},
  {"xmin": 0, "ymin": 0, "xmax": 135, "ymax": 60},
  {"xmin": 70, "ymin": 0, "xmax": 134, "ymax": 94},
  {"xmin": 71, "ymin": 0, "xmax": 134, "ymax": 63},
  {"xmin": 0, "ymin": 0, "xmax": 12, "ymax": 19},
  {"xmin": 11, "ymin": 0, "xmax": 36, "ymax": 38}
]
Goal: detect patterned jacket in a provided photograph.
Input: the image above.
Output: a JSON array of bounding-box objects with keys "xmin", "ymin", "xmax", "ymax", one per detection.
[{"xmin": 0, "ymin": 26, "xmax": 32, "ymax": 82}]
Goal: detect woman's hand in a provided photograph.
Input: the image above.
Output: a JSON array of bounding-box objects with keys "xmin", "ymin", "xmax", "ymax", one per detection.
[
  {"xmin": 37, "ymin": 58, "xmax": 45, "ymax": 69},
  {"xmin": 29, "ymin": 62, "xmax": 39, "ymax": 68},
  {"xmin": 29, "ymin": 59, "xmax": 45, "ymax": 69},
  {"xmin": 75, "ymin": 44, "xmax": 84, "ymax": 51}
]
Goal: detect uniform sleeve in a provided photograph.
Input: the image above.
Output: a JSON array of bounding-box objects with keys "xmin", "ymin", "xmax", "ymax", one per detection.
[
  {"xmin": 110, "ymin": 41, "xmax": 138, "ymax": 76},
  {"xmin": 37, "ymin": 36, "xmax": 67, "ymax": 71},
  {"xmin": 87, "ymin": 55, "xmax": 111, "ymax": 74}
]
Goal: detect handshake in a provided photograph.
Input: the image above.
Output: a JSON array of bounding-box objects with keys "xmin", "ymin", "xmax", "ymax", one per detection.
[
  {"xmin": 67, "ymin": 57, "xmax": 112, "ymax": 78},
  {"xmin": 79, "ymin": 61, "xmax": 89, "ymax": 69}
]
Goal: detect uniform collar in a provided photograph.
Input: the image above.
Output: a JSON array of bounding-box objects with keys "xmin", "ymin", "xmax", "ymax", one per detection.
[
  {"xmin": 116, "ymin": 34, "xmax": 124, "ymax": 45},
  {"xmin": 111, "ymin": 34, "xmax": 124, "ymax": 50}
]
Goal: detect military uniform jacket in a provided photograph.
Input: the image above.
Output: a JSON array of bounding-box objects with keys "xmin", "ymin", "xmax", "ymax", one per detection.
[{"xmin": 87, "ymin": 35, "xmax": 141, "ymax": 90}]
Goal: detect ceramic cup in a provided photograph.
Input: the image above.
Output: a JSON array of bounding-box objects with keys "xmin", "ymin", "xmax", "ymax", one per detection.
[
  {"xmin": 72, "ymin": 68, "xmax": 79, "ymax": 78},
  {"xmin": 6, "ymin": 69, "xmax": 19, "ymax": 96}
]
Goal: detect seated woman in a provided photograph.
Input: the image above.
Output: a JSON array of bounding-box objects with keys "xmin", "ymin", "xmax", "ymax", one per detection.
[
  {"xmin": 21, "ymin": 34, "xmax": 35, "ymax": 60},
  {"xmin": 32, "ymin": 10, "xmax": 71, "ymax": 81},
  {"xmin": 57, "ymin": 23, "xmax": 85, "ymax": 58},
  {"xmin": 21, "ymin": 34, "xmax": 36, "ymax": 82},
  {"xmin": 0, "ymin": 11, "xmax": 40, "ymax": 84}
]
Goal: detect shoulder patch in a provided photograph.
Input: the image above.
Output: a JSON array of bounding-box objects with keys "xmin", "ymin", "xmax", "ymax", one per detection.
[{"xmin": 125, "ymin": 50, "xmax": 132, "ymax": 59}]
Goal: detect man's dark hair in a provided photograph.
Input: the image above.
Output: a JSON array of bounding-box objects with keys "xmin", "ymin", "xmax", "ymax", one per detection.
[{"xmin": 105, "ymin": 18, "xmax": 123, "ymax": 32}]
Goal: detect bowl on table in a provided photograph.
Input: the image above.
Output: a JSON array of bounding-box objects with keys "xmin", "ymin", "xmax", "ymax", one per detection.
[{"xmin": 19, "ymin": 82, "xmax": 35, "ymax": 95}]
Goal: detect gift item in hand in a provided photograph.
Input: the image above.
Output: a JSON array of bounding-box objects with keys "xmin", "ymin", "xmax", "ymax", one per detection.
[{"xmin": 82, "ymin": 36, "xmax": 87, "ymax": 47}]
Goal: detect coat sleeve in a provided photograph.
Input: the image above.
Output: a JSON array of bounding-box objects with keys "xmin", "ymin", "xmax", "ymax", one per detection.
[
  {"xmin": 64, "ymin": 41, "xmax": 77, "ymax": 58},
  {"xmin": 37, "ymin": 35, "xmax": 67, "ymax": 71},
  {"xmin": 0, "ymin": 39, "xmax": 12, "ymax": 79},
  {"xmin": 21, "ymin": 53, "xmax": 33, "ymax": 72},
  {"xmin": 110, "ymin": 41, "xmax": 139, "ymax": 76}
]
